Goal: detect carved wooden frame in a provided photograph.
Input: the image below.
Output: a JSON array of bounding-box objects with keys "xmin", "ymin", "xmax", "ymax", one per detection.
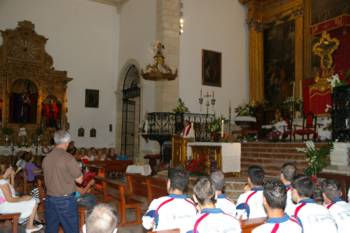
[
  {"xmin": 0, "ymin": 21, "xmax": 72, "ymax": 144},
  {"xmin": 240, "ymin": 0, "xmax": 306, "ymax": 103}
]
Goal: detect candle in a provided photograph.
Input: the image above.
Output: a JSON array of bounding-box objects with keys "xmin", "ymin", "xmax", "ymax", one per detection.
[
  {"xmin": 221, "ymin": 119, "xmax": 224, "ymax": 138},
  {"xmin": 200, "ymin": 89, "xmax": 202, "ymax": 98},
  {"xmin": 212, "ymin": 91, "xmax": 215, "ymax": 98}
]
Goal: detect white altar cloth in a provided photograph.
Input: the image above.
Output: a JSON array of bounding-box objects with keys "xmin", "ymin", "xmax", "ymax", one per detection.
[{"xmin": 187, "ymin": 142, "xmax": 241, "ymax": 173}]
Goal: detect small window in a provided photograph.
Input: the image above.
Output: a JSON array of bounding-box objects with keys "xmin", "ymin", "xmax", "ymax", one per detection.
[
  {"xmin": 90, "ymin": 128, "xmax": 96, "ymax": 138},
  {"xmin": 78, "ymin": 127, "xmax": 84, "ymax": 137}
]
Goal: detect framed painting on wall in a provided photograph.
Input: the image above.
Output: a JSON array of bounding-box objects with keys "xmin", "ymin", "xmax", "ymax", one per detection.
[
  {"xmin": 202, "ymin": 49, "xmax": 222, "ymax": 87},
  {"xmin": 85, "ymin": 89, "xmax": 99, "ymax": 108}
]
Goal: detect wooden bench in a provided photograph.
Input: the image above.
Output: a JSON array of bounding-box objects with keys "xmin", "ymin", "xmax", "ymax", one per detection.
[
  {"xmin": 241, "ymin": 217, "xmax": 266, "ymax": 233},
  {"xmin": 146, "ymin": 176, "xmax": 168, "ymax": 203},
  {"xmin": 101, "ymin": 178, "xmax": 142, "ymax": 226},
  {"xmin": 148, "ymin": 229, "xmax": 180, "ymax": 233},
  {"xmin": 0, "ymin": 213, "xmax": 20, "ymax": 233},
  {"xmin": 88, "ymin": 160, "xmax": 133, "ymax": 194}
]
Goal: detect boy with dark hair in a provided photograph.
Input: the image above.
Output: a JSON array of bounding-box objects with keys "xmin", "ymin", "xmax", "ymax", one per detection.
[
  {"xmin": 236, "ymin": 165, "xmax": 266, "ymax": 219},
  {"xmin": 187, "ymin": 177, "xmax": 241, "ymax": 233},
  {"xmin": 252, "ymin": 179, "xmax": 302, "ymax": 233},
  {"xmin": 322, "ymin": 179, "xmax": 350, "ymax": 233},
  {"xmin": 210, "ymin": 170, "xmax": 236, "ymax": 216},
  {"xmin": 280, "ymin": 162, "xmax": 297, "ymax": 215},
  {"xmin": 142, "ymin": 167, "xmax": 196, "ymax": 233},
  {"xmin": 291, "ymin": 175, "xmax": 337, "ymax": 233}
]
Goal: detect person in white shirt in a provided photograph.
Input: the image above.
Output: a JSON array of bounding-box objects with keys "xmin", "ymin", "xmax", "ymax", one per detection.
[
  {"xmin": 321, "ymin": 179, "xmax": 350, "ymax": 233},
  {"xmin": 253, "ymin": 179, "xmax": 302, "ymax": 233},
  {"xmin": 280, "ymin": 162, "xmax": 297, "ymax": 216},
  {"xmin": 291, "ymin": 175, "xmax": 337, "ymax": 233},
  {"xmin": 210, "ymin": 170, "xmax": 236, "ymax": 216},
  {"xmin": 236, "ymin": 165, "xmax": 267, "ymax": 219},
  {"xmin": 187, "ymin": 177, "xmax": 241, "ymax": 233},
  {"xmin": 83, "ymin": 204, "xmax": 118, "ymax": 233},
  {"xmin": 142, "ymin": 167, "xmax": 197, "ymax": 233}
]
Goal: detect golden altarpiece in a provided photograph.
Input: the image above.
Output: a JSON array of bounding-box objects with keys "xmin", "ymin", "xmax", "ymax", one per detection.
[{"xmin": 0, "ymin": 21, "xmax": 72, "ymax": 145}]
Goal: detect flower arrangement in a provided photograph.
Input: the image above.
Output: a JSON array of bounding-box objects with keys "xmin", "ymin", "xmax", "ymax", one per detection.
[
  {"xmin": 173, "ymin": 98, "xmax": 189, "ymax": 113},
  {"xmin": 296, "ymin": 141, "xmax": 333, "ymax": 176},
  {"xmin": 235, "ymin": 103, "xmax": 255, "ymax": 116},
  {"xmin": 186, "ymin": 156, "xmax": 208, "ymax": 175},
  {"xmin": 327, "ymin": 74, "xmax": 348, "ymax": 88},
  {"xmin": 208, "ymin": 116, "xmax": 224, "ymax": 133},
  {"xmin": 282, "ymin": 97, "xmax": 303, "ymax": 111}
]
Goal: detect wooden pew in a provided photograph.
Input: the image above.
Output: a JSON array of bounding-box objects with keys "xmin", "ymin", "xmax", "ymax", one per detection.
[
  {"xmin": 88, "ymin": 160, "xmax": 133, "ymax": 194},
  {"xmin": 0, "ymin": 213, "xmax": 20, "ymax": 233},
  {"xmin": 101, "ymin": 178, "xmax": 142, "ymax": 226},
  {"xmin": 146, "ymin": 176, "xmax": 168, "ymax": 203},
  {"xmin": 126, "ymin": 174, "xmax": 148, "ymax": 198},
  {"xmin": 241, "ymin": 217, "xmax": 266, "ymax": 233},
  {"xmin": 148, "ymin": 229, "xmax": 180, "ymax": 233}
]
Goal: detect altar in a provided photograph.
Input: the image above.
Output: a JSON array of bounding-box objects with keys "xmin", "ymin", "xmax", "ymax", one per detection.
[{"xmin": 186, "ymin": 142, "xmax": 241, "ymax": 173}]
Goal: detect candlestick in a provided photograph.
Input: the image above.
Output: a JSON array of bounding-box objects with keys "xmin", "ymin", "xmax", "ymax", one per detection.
[
  {"xmin": 200, "ymin": 89, "xmax": 202, "ymax": 98},
  {"xmin": 221, "ymin": 119, "xmax": 224, "ymax": 138},
  {"xmin": 212, "ymin": 91, "xmax": 214, "ymax": 98}
]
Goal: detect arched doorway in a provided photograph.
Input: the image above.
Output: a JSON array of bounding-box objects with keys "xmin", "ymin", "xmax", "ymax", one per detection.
[{"xmin": 121, "ymin": 65, "xmax": 141, "ymax": 159}]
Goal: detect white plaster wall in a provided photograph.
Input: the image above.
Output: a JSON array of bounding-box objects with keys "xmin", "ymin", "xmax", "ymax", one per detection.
[
  {"xmin": 118, "ymin": 0, "xmax": 158, "ymax": 154},
  {"xmin": 179, "ymin": 0, "xmax": 249, "ymax": 118},
  {"xmin": 0, "ymin": 0, "xmax": 119, "ymax": 147}
]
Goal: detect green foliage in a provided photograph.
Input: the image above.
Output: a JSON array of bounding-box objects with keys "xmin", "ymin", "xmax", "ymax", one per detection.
[
  {"xmin": 208, "ymin": 116, "xmax": 225, "ymax": 133},
  {"xmin": 173, "ymin": 98, "xmax": 189, "ymax": 113},
  {"xmin": 2, "ymin": 127, "xmax": 13, "ymax": 135},
  {"xmin": 297, "ymin": 141, "xmax": 333, "ymax": 176}
]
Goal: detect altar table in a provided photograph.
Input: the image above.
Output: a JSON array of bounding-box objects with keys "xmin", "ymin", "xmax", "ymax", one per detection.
[{"xmin": 187, "ymin": 142, "xmax": 241, "ymax": 173}]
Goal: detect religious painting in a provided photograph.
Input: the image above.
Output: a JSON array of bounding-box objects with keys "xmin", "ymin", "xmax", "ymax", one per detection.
[
  {"xmin": 312, "ymin": 0, "xmax": 350, "ymax": 24},
  {"xmin": 202, "ymin": 49, "xmax": 222, "ymax": 87},
  {"xmin": 9, "ymin": 79, "xmax": 38, "ymax": 124},
  {"xmin": 264, "ymin": 20, "xmax": 295, "ymax": 107},
  {"xmin": 85, "ymin": 89, "xmax": 99, "ymax": 108},
  {"xmin": 41, "ymin": 95, "xmax": 61, "ymax": 129}
]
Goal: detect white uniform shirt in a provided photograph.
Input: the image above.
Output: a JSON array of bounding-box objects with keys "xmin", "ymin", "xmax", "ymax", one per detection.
[
  {"xmin": 252, "ymin": 214, "xmax": 302, "ymax": 233},
  {"xmin": 326, "ymin": 199, "xmax": 350, "ymax": 233},
  {"xmin": 142, "ymin": 194, "xmax": 197, "ymax": 233},
  {"xmin": 292, "ymin": 199, "xmax": 337, "ymax": 233},
  {"xmin": 285, "ymin": 185, "xmax": 296, "ymax": 216},
  {"xmin": 187, "ymin": 208, "xmax": 241, "ymax": 233},
  {"xmin": 216, "ymin": 194, "xmax": 236, "ymax": 216},
  {"xmin": 236, "ymin": 187, "xmax": 266, "ymax": 220}
]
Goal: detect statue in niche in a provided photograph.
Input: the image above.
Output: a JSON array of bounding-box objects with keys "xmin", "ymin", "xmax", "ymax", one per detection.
[
  {"xmin": 41, "ymin": 95, "xmax": 61, "ymax": 129},
  {"xmin": 9, "ymin": 79, "xmax": 38, "ymax": 124}
]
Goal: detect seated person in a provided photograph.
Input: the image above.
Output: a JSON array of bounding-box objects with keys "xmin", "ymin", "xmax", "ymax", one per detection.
[
  {"xmin": 280, "ymin": 162, "xmax": 297, "ymax": 215},
  {"xmin": 142, "ymin": 167, "xmax": 197, "ymax": 233},
  {"xmin": 106, "ymin": 148, "xmax": 117, "ymax": 161},
  {"xmin": 210, "ymin": 170, "xmax": 236, "ymax": 216},
  {"xmin": 0, "ymin": 164, "xmax": 15, "ymax": 186},
  {"xmin": 236, "ymin": 165, "xmax": 266, "ymax": 219},
  {"xmin": 187, "ymin": 177, "xmax": 241, "ymax": 233},
  {"xmin": 291, "ymin": 175, "xmax": 337, "ymax": 233},
  {"xmin": 83, "ymin": 204, "xmax": 118, "ymax": 233},
  {"xmin": 252, "ymin": 179, "xmax": 302, "ymax": 233},
  {"xmin": 0, "ymin": 168, "xmax": 43, "ymax": 233},
  {"xmin": 15, "ymin": 152, "xmax": 26, "ymax": 174},
  {"xmin": 322, "ymin": 179, "xmax": 350, "ymax": 233},
  {"xmin": 24, "ymin": 152, "xmax": 42, "ymax": 183}
]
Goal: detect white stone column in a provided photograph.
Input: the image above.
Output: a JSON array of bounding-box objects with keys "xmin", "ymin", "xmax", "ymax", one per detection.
[{"xmin": 155, "ymin": 0, "xmax": 180, "ymax": 112}]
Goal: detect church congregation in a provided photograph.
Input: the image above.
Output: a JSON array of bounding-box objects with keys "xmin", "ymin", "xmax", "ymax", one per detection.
[{"xmin": 1, "ymin": 0, "xmax": 350, "ymax": 232}]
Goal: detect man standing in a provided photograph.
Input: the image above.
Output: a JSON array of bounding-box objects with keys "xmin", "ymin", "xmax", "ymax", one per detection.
[{"xmin": 43, "ymin": 130, "xmax": 83, "ymax": 233}]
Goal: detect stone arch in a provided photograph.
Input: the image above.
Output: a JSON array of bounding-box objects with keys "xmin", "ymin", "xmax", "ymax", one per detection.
[{"xmin": 115, "ymin": 59, "xmax": 143, "ymax": 156}]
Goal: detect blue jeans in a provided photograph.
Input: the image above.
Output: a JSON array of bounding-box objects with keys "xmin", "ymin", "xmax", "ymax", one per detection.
[{"xmin": 45, "ymin": 194, "xmax": 79, "ymax": 233}]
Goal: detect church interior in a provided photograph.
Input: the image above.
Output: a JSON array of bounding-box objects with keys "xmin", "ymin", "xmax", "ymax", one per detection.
[{"xmin": 0, "ymin": 0, "xmax": 350, "ymax": 232}]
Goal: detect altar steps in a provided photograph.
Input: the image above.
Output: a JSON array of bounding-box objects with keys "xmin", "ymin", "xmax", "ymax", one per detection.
[{"xmin": 241, "ymin": 142, "xmax": 328, "ymax": 176}]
